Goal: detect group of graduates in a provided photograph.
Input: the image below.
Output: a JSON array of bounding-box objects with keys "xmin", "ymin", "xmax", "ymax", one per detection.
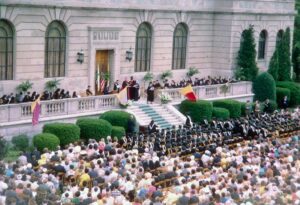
[
  {"xmin": 1, "ymin": 76, "xmax": 237, "ymax": 105},
  {"xmin": 124, "ymin": 110, "xmax": 300, "ymax": 158},
  {"xmin": 110, "ymin": 76, "xmax": 238, "ymax": 104},
  {"xmin": 162, "ymin": 76, "xmax": 237, "ymax": 89},
  {"xmin": 0, "ymin": 89, "xmax": 81, "ymax": 105}
]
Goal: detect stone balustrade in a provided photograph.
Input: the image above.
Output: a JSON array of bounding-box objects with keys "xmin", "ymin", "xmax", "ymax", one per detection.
[
  {"xmin": 0, "ymin": 81, "xmax": 252, "ymax": 124},
  {"xmin": 0, "ymin": 95, "xmax": 118, "ymax": 123},
  {"xmin": 158, "ymin": 81, "xmax": 253, "ymax": 102}
]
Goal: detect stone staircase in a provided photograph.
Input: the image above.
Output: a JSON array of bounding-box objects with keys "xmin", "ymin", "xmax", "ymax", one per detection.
[{"xmin": 128, "ymin": 103, "xmax": 185, "ymax": 129}]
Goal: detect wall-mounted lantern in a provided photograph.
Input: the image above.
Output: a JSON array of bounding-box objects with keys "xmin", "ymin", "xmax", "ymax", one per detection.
[
  {"xmin": 77, "ymin": 49, "xmax": 84, "ymax": 64},
  {"xmin": 126, "ymin": 47, "xmax": 133, "ymax": 62}
]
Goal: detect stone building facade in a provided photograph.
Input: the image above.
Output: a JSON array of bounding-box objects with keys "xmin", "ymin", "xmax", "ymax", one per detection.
[{"xmin": 0, "ymin": 0, "xmax": 296, "ymax": 95}]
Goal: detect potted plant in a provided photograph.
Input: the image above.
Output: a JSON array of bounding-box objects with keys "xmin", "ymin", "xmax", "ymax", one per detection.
[
  {"xmin": 45, "ymin": 79, "xmax": 61, "ymax": 92},
  {"xmin": 119, "ymin": 100, "xmax": 133, "ymax": 109},
  {"xmin": 143, "ymin": 72, "xmax": 154, "ymax": 83},
  {"xmin": 220, "ymin": 83, "xmax": 230, "ymax": 97},
  {"xmin": 16, "ymin": 80, "xmax": 33, "ymax": 93},
  {"xmin": 103, "ymin": 72, "xmax": 110, "ymax": 81},
  {"xmin": 160, "ymin": 70, "xmax": 173, "ymax": 81},
  {"xmin": 159, "ymin": 93, "xmax": 171, "ymax": 104},
  {"xmin": 186, "ymin": 67, "xmax": 199, "ymax": 79}
]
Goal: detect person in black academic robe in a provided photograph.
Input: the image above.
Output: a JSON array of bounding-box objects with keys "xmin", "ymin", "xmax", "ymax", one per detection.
[
  {"xmin": 86, "ymin": 86, "xmax": 93, "ymax": 96},
  {"xmin": 148, "ymin": 120, "xmax": 158, "ymax": 134},
  {"xmin": 122, "ymin": 78, "xmax": 128, "ymax": 89},
  {"xmin": 113, "ymin": 80, "xmax": 120, "ymax": 93},
  {"xmin": 147, "ymin": 82, "xmax": 155, "ymax": 104},
  {"xmin": 23, "ymin": 92, "xmax": 31, "ymax": 102},
  {"xmin": 185, "ymin": 114, "xmax": 193, "ymax": 129},
  {"xmin": 133, "ymin": 81, "xmax": 140, "ymax": 101}
]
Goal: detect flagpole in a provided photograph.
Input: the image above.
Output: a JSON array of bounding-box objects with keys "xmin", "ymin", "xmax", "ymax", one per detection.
[
  {"xmin": 97, "ymin": 64, "xmax": 100, "ymax": 92},
  {"xmin": 107, "ymin": 59, "xmax": 110, "ymax": 87}
]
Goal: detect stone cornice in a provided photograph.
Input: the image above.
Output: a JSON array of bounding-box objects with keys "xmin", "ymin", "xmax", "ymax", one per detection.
[{"xmin": 0, "ymin": 0, "xmax": 296, "ymax": 16}]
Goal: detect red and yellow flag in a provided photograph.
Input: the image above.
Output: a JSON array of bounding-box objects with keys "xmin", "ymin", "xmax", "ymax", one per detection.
[{"xmin": 180, "ymin": 84, "xmax": 197, "ymax": 102}]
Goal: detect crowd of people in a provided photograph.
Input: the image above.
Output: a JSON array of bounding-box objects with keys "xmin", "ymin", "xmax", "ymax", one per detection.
[{"xmin": 0, "ymin": 109, "xmax": 299, "ymax": 205}]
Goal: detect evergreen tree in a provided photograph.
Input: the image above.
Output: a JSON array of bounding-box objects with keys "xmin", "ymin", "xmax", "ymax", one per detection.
[
  {"xmin": 236, "ymin": 25, "xmax": 258, "ymax": 81},
  {"xmin": 292, "ymin": 0, "xmax": 300, "ymax": 81},
  {"xmin": 268, "ymin": 49, "xmax": 279, "ymax": 81},
  {"xmin": 278, "ymin": 28, "xmax": 292, "ymax": 81}
]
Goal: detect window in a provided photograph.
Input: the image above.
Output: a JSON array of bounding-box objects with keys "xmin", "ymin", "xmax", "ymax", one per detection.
[
  {"xmin": 258, "ymin": 30, "xmax": 267, "ymax": 60},
  {"xmin": 172, "ymin": 23, "xmax": 188, "ymax": 70},
  {"xmin": 135, "ymin": 23, "xmax": 152, "ymax": 72},
  {"xmin": 276, "ymin": 30, "xmax": 284, "ymax": 46},
  {"xmin": 45, "ymin": 21, "xmax": 66, "ymax": 77},
  {"xmin": 0, "ymin": 20, "xmax": 13, "ymax": 80}
]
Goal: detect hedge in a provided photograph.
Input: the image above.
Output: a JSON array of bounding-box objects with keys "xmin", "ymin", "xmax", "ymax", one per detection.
[
  {"xmin": 99, "ymin": 110, "xmax": 135, "ymax": 132},
  {"xmin": 76, "ymin": 118, "xmax": 112, "ymax": 141},
  {"xmin": 276, "ymin": 81, "xmax": 300, "ymax": 107},
  {"xmin": 262, "ymin": 100, "xmax": 278, "ymax": 113},
  {"xmin": 212, "ymin": 107, "xmax": 230, "ymax": 120},
  {"xmin": 213, "ymin": 99, "xmax": 241, "ymax": 118},
  {"xmin": 11, "ymin": 134, "xmax": 29, "ymax": 152},
  {"xmin": 111, "ymin": 126, "xmax": 126, "ymax": 139},
  {"xmin": 276, "ymin": 87, "xmax": 291, "ymax": 108},
  {"xmin": 253, "ymin": 72, "xmax": 276, "ymax": 102},
  {"xmin": 33, "ymin": 133, "xmax": 60, "ymax": 151},
  {"xmin": 43, "ymin": 123, "xmax": 80, "ymax": 147},
  {"xmin": 179, "ymin": 100, "xmax": 213, "ymax": 122}
]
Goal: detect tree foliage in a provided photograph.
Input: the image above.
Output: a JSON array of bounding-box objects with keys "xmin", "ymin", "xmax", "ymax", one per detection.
[
  {"xmin": 293, "ymin": 0, "xmax": 300, "ymax": 81},
  {"xmin": 268, "ymin": 49, "xmax": 279, "ymax": 81},
  {"xmin": 253, "ymin": 72, "xmax": 276, "ymax": 102},
  {"xmin": 236, "ymin": 25, "xmax": 258, "ymax": 81},
  {"xmin": 278, "ymin": 28, "xmax": 292, "ymax": 81}
]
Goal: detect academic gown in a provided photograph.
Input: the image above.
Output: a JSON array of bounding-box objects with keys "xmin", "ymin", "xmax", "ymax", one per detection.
[
  {"xmin": 133, "ymin": 83, "xmax": 140, "ymax": 101},
  {"xmin": 148, "ymin": 121, "xmax": 158, "ymax": 134},
  {"xmin": 128, "ymin": 80, "xmax": 135, "ymax": 100},
  {"xmin": 147, "ymin": 85, "xmax": 155, "ymax": 102}
]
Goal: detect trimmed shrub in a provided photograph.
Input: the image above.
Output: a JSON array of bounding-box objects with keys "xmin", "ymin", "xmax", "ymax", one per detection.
[
  {"xmin": 11, "ymin": 134, "xmax": 29, "ymax": 151},
  {"xmin": 179, "ymin": 100, "xmax": 213, "ymax": 122},
  {"xmin": 111, "ymin": 126, "xmax": 126, "ymax": 139},
  {"xmin": 99, "ymin": 111, "xmax": 135, "ymax": 132},
  {"xmin": 253, "ymin": 72, "xmax": 276, "ymax": 102},
  {"xmin": 33, "ymin": 133, "xmax": 60, "ymax": 151},
  {"xmin": 276, "ymin": 87, "xmax": 291, "ymax": 108},
  {"xmin": 0, "ymin": 136, "xmax": 8, "ymax": 160},
  {"xmin": 212, "ymin": 107, "xmax": 230, "ymax": 120},
  {"xmin": 262, "ymin": 100, "xmax": 278, "ymax": 113},
  {"xmin": 276, "ymin": 81, "xmax": 300, "ymax": 107},
  {"xmin": 213, "ymin": 100, "xmax": 241, "ymax": 118},
  {"xmin": 43, "ymin": 123, "xmax": 80, "ymax": 147},
  {"xmin": 76, "ymin": 118, "xmax": 112, "ymax": 141}
]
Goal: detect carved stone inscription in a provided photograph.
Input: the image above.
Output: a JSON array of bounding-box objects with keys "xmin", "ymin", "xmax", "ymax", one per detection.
[{"xmin": 93, "ymin": 30, "xmax": 119, "ymax": 41}]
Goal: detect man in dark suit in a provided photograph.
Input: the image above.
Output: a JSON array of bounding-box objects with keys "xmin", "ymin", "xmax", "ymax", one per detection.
[{"xmin": 282, "ymin": 96, "xmax": 289, "ymax": 110}]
